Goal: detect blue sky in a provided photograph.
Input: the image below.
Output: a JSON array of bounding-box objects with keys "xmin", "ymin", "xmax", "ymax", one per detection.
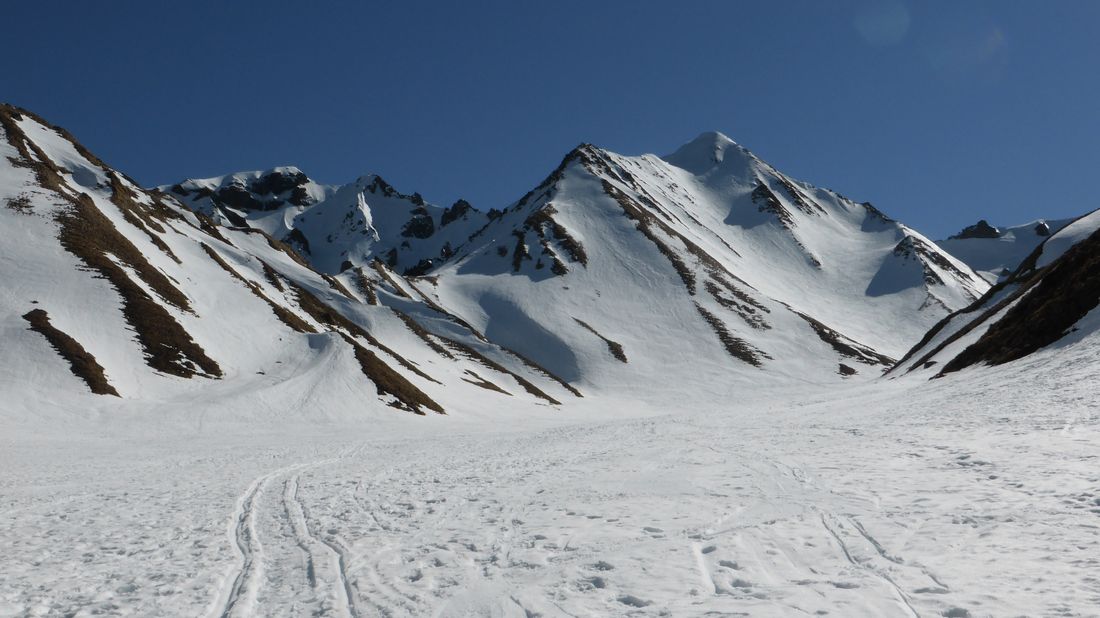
[{"xmin": 3, "ymin": 1, "xmax": 1097, "ymax": 238}]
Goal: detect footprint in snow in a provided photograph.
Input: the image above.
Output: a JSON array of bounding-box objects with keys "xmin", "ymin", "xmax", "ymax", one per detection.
[
  {"xmin": 577, "ymin": 576, "xmax": 607, "ymax": 591},
  {"xmin": 617, "ymin": 595, "xmax": 650, "ymax": 608}
]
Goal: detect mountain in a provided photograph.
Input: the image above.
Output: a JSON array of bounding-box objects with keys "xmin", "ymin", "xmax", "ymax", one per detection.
[
  {"xmin": 7, "ymin": 105, "xmax": 1100, "ymax": 618},
  {"xmin": 0, "ymin": 104, "xmax": 580, "ymax": 417},
  {"xmin": 2, "ymin": 105, "xmax": 992, "ymax": 417},
  {"xmin": 410, "ymin": 132, "xmax": 989, "ymax": 390},
  {"xmin": 891, "ymin": 208, "xmax": 1100, "ymax": 378},
  {"xmin": 167, "ymin": 169, "xmax": 489, "ymax": 275},
  {"xmin": 937, "ymin": 217, "xmax": 1075, "ymax": 283}
]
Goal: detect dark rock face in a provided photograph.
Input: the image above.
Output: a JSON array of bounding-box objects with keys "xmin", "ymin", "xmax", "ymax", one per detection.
[
  {"xmin": 1034, "ymin": 221, "xmax": 1051, "ymax": 236},
  {"xmin": 250, "ymin": 169, "xmax": 308, "ymax": 196},
  {"xmin": 442, "ymin": 199, "xmax": 472, "ymax": 227},
  {"xmin": 215, "ymin": 206, "xmax": 249, "ymax": 228},
  {"xmin": 283, "ymin": 228, "xmax": 312, "ymax": 255},
  {"xmin": 861, "ymin": 202, "xmax": 894, "ymax": 223},
  {"xmin": 951, "ymin": 219, "xmax": 1001, "ymax": 240},
  {"xmin": 404, "ymin": 258, "xmax": 435, "ymax": 277},
  {"xmin": 368, "ymin": 176, "xmax": 396, "ymax": 197},
  {"xmin": 401, "ymin": 207, "xmax": 436, "ymax": 239},
  {"xmin": 203, "ymin": 170, "xmax": 316, "ymax": 213},
  {"xmin": 215, "ymin": 184, "xmax": 266, "ymax": 211},
  {"xmin": 939, "ymin": 226, "xmax": 1100, "ymax": 375},
  {"xmin": 288, "ymin": 186, "xmax": 312, "ymax": 206}
]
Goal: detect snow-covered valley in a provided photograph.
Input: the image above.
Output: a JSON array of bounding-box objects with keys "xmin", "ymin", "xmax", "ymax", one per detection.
[
  {"xmin": 4, "ymin": 334, "xmax": 1099, "ymax": 618},
  {"xmin": 3, "ymin": 101, "xmax": 1100, "ymax": 618}
]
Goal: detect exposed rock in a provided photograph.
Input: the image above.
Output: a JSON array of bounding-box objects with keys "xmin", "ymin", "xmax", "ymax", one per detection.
[
  {"xmin": 950, "ymin": 219, "xmax": 1001, "ymax": 240},
  {"xmin": 401, "ymin": 208, "xmax": 435, "ymax": 239},
  {"xmin": 442, "ymin": 199, "xmax": 473, "ymax": 226},
  {"xmin": 250, "ymin": 169, "xmax": 308, "ymax": 196}
]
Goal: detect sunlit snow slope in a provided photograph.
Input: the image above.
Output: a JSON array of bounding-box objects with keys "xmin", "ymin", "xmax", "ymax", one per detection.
[
  {"xmin": 937, "ymin": 216, "xmax": 1075, "ymax": 282},
  {"xmin": 3, "ymin": 106, "xmax": 993, "ymax": 414},
  {"xmin": 421, "ymin": 133, "xmax": 989, "ymax": 392},
  {"xmin": 892, "ymin": 208, "xmax": 1100, "ymax": 378},
  {"xmin": 0, "ymin": 105, "xmax": 577, "ymax": 417}
]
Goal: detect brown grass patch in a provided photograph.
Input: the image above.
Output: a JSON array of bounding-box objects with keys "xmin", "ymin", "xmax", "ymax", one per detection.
[
  {"xmin": 192, "ymin": 210, "xmax": 231, "ymax": 243},
  {"xmin": 351, "ymin": 267, "xmax": 378, "ymax": 304},
  {"xmin": 704, "ymin": 280, "xmax": 770, "ymax": 330},
  {"xmin": 795, "ymin": 311, "xmax": 893, "ymax": 366},
  {"xmin": 259, "ymin": 260, "xmax": 286, "ymax": 291},
  {"xmin": 370, "ymin": 258, "xmax": 413, "ymax": 298},
  {"xmin": 573, "ymin": 318, "xmax": 627, "ymax": 363},
  {"xmin": 389, "ymin": 309, "xmax": 454, "ymax": 359},
  {"xmin": 322, "ymin": 273, "xmax": 356, "ymax": 301},
  {"xmin": 201, "ymin": 243, "xmax": 316, "ymax": 334},
  {"xmin": 5, "ymin": 193, "xmax": 32, "ymax": 213},
  {"xmin": 107, "ymin": 172, "xmax": 180, "ymax": 263},
  {"xmin": 2, "ymin": 105, "xmax": 221, "ymax": 379},
  {"xmin": 694, "ymin": 303, "xmax": 768, "ymax": 367},
  {"xmin": 461, "ymin": 370, "xmax": 512, "ymax": 395},
  {"xmin": 440, "ymin": 338, "xmax": 561, "ymax": 405},
  {"xmin": 285, "ymin": 279, "xmax": 444, "ymax": 412},
  {"xmin": 497, "ymin": 343, "xmax": 583, "ymax": 398},
  {"xmin": 339, "ymin": 333, "xmax": 443, "ymax": 415},
  {"xmin": 57, "ymin": 194, "xmax": 222, "ymax": 378},
  {"xmin": 603, "ymin": 180, "xmax": 696, "ymax": 294},
  {"xmin": 23, "ymin": 308, "xmax": 119, "ymax": 396}
]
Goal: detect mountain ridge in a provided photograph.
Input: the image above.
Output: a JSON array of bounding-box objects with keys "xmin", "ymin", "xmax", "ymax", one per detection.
[{"xmin": 13, "ymin": 103, "xmax": 1091, "ymax": 421}]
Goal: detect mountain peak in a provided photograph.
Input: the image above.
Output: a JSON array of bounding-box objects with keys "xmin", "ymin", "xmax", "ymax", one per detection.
[{"xmin": 661, "ymin": 131, "xmax": 750, "ymax": 175}]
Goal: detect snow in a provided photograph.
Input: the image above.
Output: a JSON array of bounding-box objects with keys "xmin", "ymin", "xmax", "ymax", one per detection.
[
  {"xmin": 3, "ymin": 109, "xmax": 1098, "ymax": 616},
  {"xmin": 937, "ymin": 217, "xmax": 1075, "ymax": 282},
  {"xmin": 3, "ymin": 330, "xmax": 1099, "ymax": 617},
  {"xmin": 1034, "ymin": 209, "xmax": 1100, "ymax": 269}
]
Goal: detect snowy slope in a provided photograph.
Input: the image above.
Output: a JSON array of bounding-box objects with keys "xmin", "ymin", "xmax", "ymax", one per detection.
[
  {"xmin": 166, "ymin": 167, "xmax": 334, "ymax": 237},
  {"xmin": 168, "ymin": 170, "xmax": 488, "ymax": 275},
  {"xmin": 4, "ymin": 306, "xmax": 1098, "ymax": 618},
  {"xmin": 936, "ymin": 216, "xmax": 1074, "ymax": 282},
  {"xmin": 2, "ymin": 105, "xmax": 997, "ymax": 415},
  {"xmin": 0, "ymin": 104, "xmax": 576, "ymax": 418},
  {"xmin": 892, "ymin": 207, "xmax": 1100, "ymax": 378},
  {"xmin": 418, "ymin": 133, "xmax": 989, "ymax": 392},
  {"xmin": 5, "ymin": 106, "xmax": 1100, "ymax": 618}
]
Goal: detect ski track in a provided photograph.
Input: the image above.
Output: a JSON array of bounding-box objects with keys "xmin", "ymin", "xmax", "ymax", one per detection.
[{"xmin": 3, "ymin": 370, "xmax": 1100, "ymax": 617}]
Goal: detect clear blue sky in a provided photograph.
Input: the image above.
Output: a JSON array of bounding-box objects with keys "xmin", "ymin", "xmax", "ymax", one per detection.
[{"xmin": 3, "ymin": 1, "xmax": 1097, "ymax": 238}]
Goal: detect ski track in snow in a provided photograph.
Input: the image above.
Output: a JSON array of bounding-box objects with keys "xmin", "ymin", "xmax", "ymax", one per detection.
[{"xmin": 3, "ymin": 356, "xmax": 1100, "ymax": 617}]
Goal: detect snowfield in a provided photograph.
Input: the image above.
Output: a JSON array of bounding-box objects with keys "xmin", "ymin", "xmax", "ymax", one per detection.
[
  {"xmin": 2, "ymin": 104, "xmax": 1098, "ymax": 617},
  {"xmin": 3, "ymin": 333, "xmax": 1098, "ymax": 618}
]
